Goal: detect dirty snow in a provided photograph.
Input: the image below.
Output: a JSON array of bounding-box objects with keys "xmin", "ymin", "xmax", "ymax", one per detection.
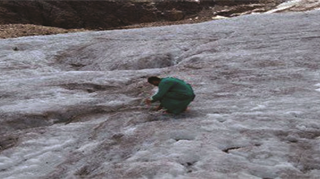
[{"xmin": 0, "ymin": 6, "xmax": 320, "ymax": 179}]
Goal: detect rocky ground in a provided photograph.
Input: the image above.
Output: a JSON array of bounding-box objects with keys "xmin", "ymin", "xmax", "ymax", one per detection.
[
  {"xmin": 0, "ymin": 24, "xmax": 87, "ymax": 39},
  {"xmin": 1, "ymin": 0, "xmax": 320, "ymax": 39},
  {"xmin": 0, "ymin": 0, "xmax": 290, "ymax": 39}
]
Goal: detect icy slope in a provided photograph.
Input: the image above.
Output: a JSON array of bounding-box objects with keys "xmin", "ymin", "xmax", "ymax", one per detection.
[{"xmin": 1, "ymin": 10, "xmax": 320, "ymax": 179}]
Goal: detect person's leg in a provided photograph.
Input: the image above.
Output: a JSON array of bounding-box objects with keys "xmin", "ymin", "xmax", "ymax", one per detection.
[
  {"xmin": 160, "ymin": 97, "xmax": 193, "ymax": 115},
  {"xmin": 159, "ymin": 98, "xmax": 177, "ymax": 113},
  {"xmin": 164, "ymin": 92, "xmax": 192, "ymax": 100},
  {"xmin": 171, "ymin": 99, "xmax": 193, "ymax": 114},
  {"xmin": 155, "ymin": 105, "xmax": 162, "ymax": 111}
]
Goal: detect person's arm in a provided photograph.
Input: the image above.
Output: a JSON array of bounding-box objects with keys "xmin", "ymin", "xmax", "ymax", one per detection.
[{"xmin": 151, "ymin": 80, "xmax": 174, "ymax": 102}]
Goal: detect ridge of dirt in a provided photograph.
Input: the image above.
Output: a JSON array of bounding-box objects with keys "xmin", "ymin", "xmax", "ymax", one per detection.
[
  {"xmin": 0, "ymin": 2, "xmax": 283, "ymax": 39},
  {"xmin": 0, "ymin": 6, "xmax": 222, "ymax": 39},
  {"xmin": 0, "ymin": 24, "xmax": 87, "ymax": 39},
  {"xmin": 0, "ymin": 17, "xmax": 212, "ymax": 39}
]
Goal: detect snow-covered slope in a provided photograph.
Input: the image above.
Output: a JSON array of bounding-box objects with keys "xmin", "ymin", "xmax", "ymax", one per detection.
[{"xmin": 1, "ymin": 9, "xmax": 320, "ymax": 179}]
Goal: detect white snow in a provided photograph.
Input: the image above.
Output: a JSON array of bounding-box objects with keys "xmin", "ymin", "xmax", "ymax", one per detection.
[
  {"xmin": 266, "ymin": 0, "xmax": 320, "ymax": 13},
  {"xmin": 267, "ymin": 0, "xmax": 302, "ymax": 13},
  {"xmin": 315, "ymin": 83, "xmax": 320, "ymax": 92}
]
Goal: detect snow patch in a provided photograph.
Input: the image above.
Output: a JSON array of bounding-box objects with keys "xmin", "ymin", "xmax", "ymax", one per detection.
[
  {"xmin": 212, "ymin": 15, "xmax": 228, "ymax": 20},
  {"xmin": 315, "ymin": 83, "xmax": 320, "ymax": 92},
  {"xmin": 123, "ymin": 126, "xmax": 137, "ymax": 135},
  {"xmin": 206, "ymin": 113, "xmax": 227, "ymax": 123},
  {"xmin": 76, "ymin": 142, "xmax": 101, "ymax": 154},
  {"xmin": 251, "ymin": 104, "xmax": 267, "ymax": 111},
  {"xmin": 266, "ymin": 0, "xmax": 302, "ymax": 13}
]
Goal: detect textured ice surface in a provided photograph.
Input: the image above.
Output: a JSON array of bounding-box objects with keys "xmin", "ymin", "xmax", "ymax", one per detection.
[{"xmin": 0, "ymin": 8, "xmax": 320, "ymax": 179}]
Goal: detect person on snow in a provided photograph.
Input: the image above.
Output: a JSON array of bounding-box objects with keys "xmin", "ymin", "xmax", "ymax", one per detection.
[{"xmin": 145, "ymin": 76, "xmax": 195, "ymax": 114}]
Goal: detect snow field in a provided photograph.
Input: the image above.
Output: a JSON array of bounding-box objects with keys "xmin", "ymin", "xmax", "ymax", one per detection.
[{"xmin": 1, "ymin": 8, "xmax": 320, "ymax": 179}]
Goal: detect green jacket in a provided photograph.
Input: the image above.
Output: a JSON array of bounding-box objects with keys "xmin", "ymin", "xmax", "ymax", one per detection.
[{"xmin": 151, "ymin": 77, "xmax": 195, "ymax": 102}]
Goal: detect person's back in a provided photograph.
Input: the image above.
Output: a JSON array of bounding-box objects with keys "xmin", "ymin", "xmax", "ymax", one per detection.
[
  {"xmin": 146, "ymin": 76, "xmax": 195, "ymax": 114},
  {"xmin": 158, "ymin": 77, "xmax": 195, "ymax": 100}
]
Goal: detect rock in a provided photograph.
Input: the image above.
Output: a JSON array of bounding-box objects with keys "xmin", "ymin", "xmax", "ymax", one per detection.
[
  {"xmin": 212, "ymin": 0, "xmax": 256, "ymax": 6},
  {"xmin": 213, "ymin": 4, "xmax": 269, "ymax": 17},
  {"xmin": 0, "ymin": 0, "xmax": 156, "ymax": 29},
  {"xmin": 115, "ymin": 2, "xmax": 157, "ymax": 24},
  {"xmin": 163, "ymin": 9, "xmax": 185, "ymax": 21},
  {"xmin": 0, "ymin": 1, "xmax": 203, "ymax": 29},
  {"xmin": 0, "ymin": 135, "xmax": 18, "ymax": 151},
  {"xmin": 0, "ymin": 1, "xmax": 98, "ymax": 28},
  {"xmin": 0, "ymin": 0, "xmax": 284, "ymax": 30},
  {"xmin": 155, "ymin": 1, "xmax": 202, "ymax": 16},
  {"xmin": 201, "ymin": 0, "xmax": 277, "ymax": 7}
]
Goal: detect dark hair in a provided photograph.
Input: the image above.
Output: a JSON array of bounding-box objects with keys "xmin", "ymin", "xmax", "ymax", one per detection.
[{"xmin": 148, "ymin": 76, "xmax": 161, "ymax": 84}]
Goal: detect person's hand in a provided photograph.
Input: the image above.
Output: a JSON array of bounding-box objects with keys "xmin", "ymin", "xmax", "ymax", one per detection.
[
  {"xmin": 145, "ymin": 98, "xmax": 152, "ymax": 105},
  {"xmin": 155, "ymin": 105, "xmax": 162, "ymax": 111}
]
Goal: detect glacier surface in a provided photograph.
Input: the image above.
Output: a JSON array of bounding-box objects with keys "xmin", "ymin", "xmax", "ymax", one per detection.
[{"xmin": 1, "ymin": 9, "xmax": 320, "ymax": 179}]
